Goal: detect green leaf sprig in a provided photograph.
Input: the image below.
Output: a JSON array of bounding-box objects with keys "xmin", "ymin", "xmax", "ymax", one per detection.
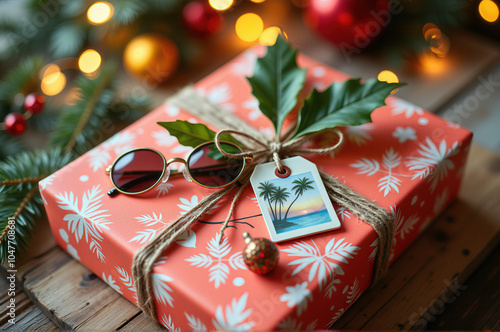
[{"xmin": 158, "ymin": 35, "xmax": 405, "ymax": 147}]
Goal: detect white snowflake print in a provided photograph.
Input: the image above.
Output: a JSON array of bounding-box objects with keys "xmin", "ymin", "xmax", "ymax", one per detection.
[
  {"xmin": 328, "ymin": 306, "xmax": 345, "ymax": 327},
  {"xmin": 390, "ymin": 99, "xmax": 424, "ymax": 118},
  {"xmin": 351, "ymin": 148, "xmax": 409, "ymax": 196},
  {"xmin": 283, "ymin": 238, "xmax": 360, "ymax": 289},
  {"xmin": 185, "ymin": 233, "xmax": 246, "ymax": 288},
  {"xmin": 242, "ymin": 98, "xmax": 261, "ymax": 121},
  {"xmin": 129, "ymin": 212, "xmax": 196, "ymax": 248},
  {"xmin": 152, "ymin": 258, "xmax": 175, "ymax": 307},
  {"xmin": 55, "ymin": 185, "xmax": 111, "ymax": 263},
  {"xmin": 231, "ymin": 50, "xmax": 257, "ymax": 76},
  {"xmin": 160, "ymin": 314, "xmax": 180, "ymax": 332},
  {"xmin": 59, "ymin": 228, "xmax": 80, "ymax": 260},
  {"xmin": 212, "ymin": 293, "xmax": 255, "ymax": 331},
  {"xmin": 280, "ymin": 281, "xmax": 313, "ymax": 316},
  {"xmin": 39, "ymin": 174, "xmax": 55, "ymax": 205},
  {"xmin": 197, "ymin": 83, "xmax": 235, "ymax": 113},
  {"xmin": 343, "ymin": 277, "xmax": 361, "ymax": 305},
  {"xmin": 407, "ymin": 137, "xmax": 459, "ymax": 192},
  {"xmin": 278, "ymin": 317, "xmax": 318, "ymax": 331},
  {"xmin": 185, "ymin": 313, "xmax": 207, "ymax": 332},
  {"xmin": 345, "ymin": 124, "xmax": 373, "ymax": 146},
  {"xmin": 393, "ymin": 126, "xmax": 417, "ymax": 143},
  {"xmin": 102, "ymin": 272, "xmax": 123, "ymax": 294},
  {"xmin": 87, "ymin": 131, "xmax": 136, "ymax": 172},
  {"xmin": 152, "ymin": 130, "xmax": 177, "ymax": 147}
]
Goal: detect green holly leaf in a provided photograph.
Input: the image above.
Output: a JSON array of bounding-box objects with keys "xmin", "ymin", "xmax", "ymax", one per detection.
[
  {"xmin": 157, "ymin": 120, "xmax": 241, "ymax": 147},
  {"xmin": 247, "ymin": 35, "xmax": 307, "ymax": 136},
  {"xmin": 291, "ymin": 78, "xmax": 406, "ymax": 139}
]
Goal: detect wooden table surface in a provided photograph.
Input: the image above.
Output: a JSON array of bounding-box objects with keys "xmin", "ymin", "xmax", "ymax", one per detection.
[{"xmin": 1, "ymin": 5, "xmax": 500, "ymax": 331}]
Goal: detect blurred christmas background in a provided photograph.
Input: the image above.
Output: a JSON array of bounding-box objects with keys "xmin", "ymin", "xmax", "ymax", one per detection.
[{"xmin": 0, "ymin": 0, "xmax": 499, "ymax": 265}]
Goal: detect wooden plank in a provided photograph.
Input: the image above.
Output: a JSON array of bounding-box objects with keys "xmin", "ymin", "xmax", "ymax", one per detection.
[
  {"xmin": 118, "ymin": 313, "xmax": 165, "ymax": 332},
  {"xmin": 20, "ymin": 249, "xmax": 141, "ymax": 330},
  {"xmin": 1, "ymin": 304, "xmax": 57, "ymax": 331},
  {"xmin": 336, "ymin": 144, "xmax": 500, "ymax": 329}
]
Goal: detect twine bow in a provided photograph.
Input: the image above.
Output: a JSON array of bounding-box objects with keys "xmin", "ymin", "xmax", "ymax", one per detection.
[{"xmin": 132, "ymin": 86, "xmax": 394, "ymax": 320}]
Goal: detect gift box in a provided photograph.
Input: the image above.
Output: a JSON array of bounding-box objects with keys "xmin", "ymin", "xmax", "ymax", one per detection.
[{"xmin": 39, "ymin": 46, "xmax": 472, "ymax": 330}]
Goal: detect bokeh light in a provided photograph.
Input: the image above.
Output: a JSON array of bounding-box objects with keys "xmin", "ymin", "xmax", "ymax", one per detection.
[
  {"xmin": 41, "ymin": 67, "xmax": 66, "ymax": 96},
  {"xmin": 250, "ymin": 0, "xmax": 266, "ymax": 3},
  {"xmin": 259, "ymin": 27, "xmax": 284, "ymax": 45},
  {"xmin": 418, "ymin": 52, "xmax": 451, "ymax": 76},
  {"xmin": 209, "ymin": 0, "xmax": 233, "ymax": 11},
  {"xmin": 378, "ymin": 70, "xmax": 399, "ymax": 94},
  {"xmin": 78, "ymin": 49, "xmax": 102, "ymax": 74},
  {"xmin": 87, "ymin": 2, "xmax": 114, "ymax": 25},
  {"xmin": 479, "ymin": 0, "xmax": 499, "ymax": 22},
  {"xmin": 235, "ymin": 13, "xmax": 264, "ymax": 42}
]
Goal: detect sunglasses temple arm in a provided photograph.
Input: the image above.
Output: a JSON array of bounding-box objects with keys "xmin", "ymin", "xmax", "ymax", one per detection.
[{"xmin": 107, "ymin": 188, "xmax": 119, "ymax": 197}]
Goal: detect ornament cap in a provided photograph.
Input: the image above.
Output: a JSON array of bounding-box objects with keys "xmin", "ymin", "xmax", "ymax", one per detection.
[{"xmin": 243, "ymin": 232, "xmax": 252, "ymax": 244}]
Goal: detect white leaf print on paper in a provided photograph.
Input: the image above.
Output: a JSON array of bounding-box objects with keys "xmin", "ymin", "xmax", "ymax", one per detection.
[
  {"xmin": 87, "ymin": 131, "xmax": 136, "ymax": 172},
  {"xmin": 242, "ymin": 98, "xmax": 261, "ymax": 121},
  {"xmin": 324, "ymin": 277, "xmax": 341, "ymax": 299},
  {"xmin": 407, "ymin": 137, "xmax": 459, "ymax": 191},
  {"xmin": 328, "ymin": 307, "xmax": 345, "ymax": 327},
  {"xmin": 368, "ymin": 238, "xmax": 378, "ymax": 262},
  {"xmin": 115, "ymin": 266, "xmax": 137, "ymax": 293},
  {"xmin": 152, "ymin": 130, "xmax": 177, "ymax": 147},
  {"xmin": 434, "ymin": 189, "xmax": 449, "ymax": 215},
  {"xmin": 59, "ymin": 229, "xmax": 80, "ymax": 260},
  {"xmin": 390, "ymin": 99, "xmax": 424, "ymax": 118},
  {"xmin": 153, "ymin": 272, "xmax": 175, "ymax": 307},
  {"xmin": 336, "ymin": 207, "xmax": 352, "ymax": 222},
  {"xmin": 345, "ymin": 124, "xmax": 373, "ymax": 146},
  {"xmin": 55, "ymin": 185, "xmax": 111, "ymax": 263},
  {"xmin": 343, "ymin": 278, "xmax": 361, "ymax": 305},
  {"xmin": 185, "ymin": 313, "xmax": 207, "ymax": 332},
  {"xmin": 39, "ymin": 174, "xmax": 55, "ymax": 205},
  {"xmin": 102, "ymin": 272, "xmax": 122, "ymax": 294},
  {"xmin": 212, "ymin": 293, "xmax": 255, "ymax": 331},
  {"xmin": 279, "ymin": 281, "xmax": 313, "ymax": 316},
  {"xmin": 178, "ymin": 195, "xmax": 218, "ymax": 216},
  {"xmin": 185, "ymin": 233, "xmax": 246, "ymax": 288},
  {"xmin": 156, "ymin": 182, "xmax": 174, "ymax": 198},
  {"xmin": 231, "ymin": 50, "xmax": 257, "ymax": 76},
  {"xmin": 130, "ymin": 212, "xmax": 196, "ymax": 248},
  {"xmin": 351, "ymin": 148, "xmax": 409, "ymax": 197},
  {"xmin": 160, "ymin": 314, "xmax": 180, "ymax": 332},
  {"xmin": 197, "ymin": 83, "xmax": 235, "ymax": 113},
  {"xmin": 283, "ymin": 238, "xmax": 360, "ymax": 289},
  {"xmin": 390, "ymin": 206, "xmax": 420, "ymax": 256},
  {"xmin": 278, "ymin": 317, "xmax": 318, "ymax": 331},
  {"xmin": 393, "ymin": 126, "xmax": 417, "ymax": 143}
]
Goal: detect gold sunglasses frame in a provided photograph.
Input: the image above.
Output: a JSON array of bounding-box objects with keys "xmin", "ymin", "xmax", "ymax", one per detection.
[{"xmin": 106, "ymin": 141, "xmax": 250, "ymax": 196}]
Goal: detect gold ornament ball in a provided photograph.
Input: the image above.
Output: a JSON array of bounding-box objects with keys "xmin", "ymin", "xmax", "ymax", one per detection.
[
  {"xmin": 242, "ymin": 232, "xmax": 279, "ymax": 275},
  {"xmin": 123, "ymin": 34, "xmax": 179, "ymax": 84}
]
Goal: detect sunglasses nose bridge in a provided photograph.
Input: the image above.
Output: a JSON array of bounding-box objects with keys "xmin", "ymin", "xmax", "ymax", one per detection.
[{"xmin": 166, "ymin": 157, "xmax": 187, "ymax": 167}]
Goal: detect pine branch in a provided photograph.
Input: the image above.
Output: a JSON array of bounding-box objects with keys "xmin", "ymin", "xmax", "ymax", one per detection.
[
  {"xmin": 112, "ymin": 0, "xmax": 147, "ymax": 25},
  {"xmin": 50, "ymin": 23, "xmax": 87, "ymax": 58},
  {"xmin": 50, "ymin": 63, "xmax": 117, "ymax": 155},
  {"xmin": 0, "ymin": 148, "xmax": 73, "ymax": 263},
  {"xmin": 0, "ymin": 132, "xmax": 26, "ymax": 161},
  {"xmin": 0, "ymin": 56, "xmax": 44, "ymax": 101}
]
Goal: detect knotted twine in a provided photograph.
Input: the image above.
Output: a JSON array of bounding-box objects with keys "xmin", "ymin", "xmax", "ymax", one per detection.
[{"xmin": 132, "ymin": 86, "xmax": 394, "ymax": 320}]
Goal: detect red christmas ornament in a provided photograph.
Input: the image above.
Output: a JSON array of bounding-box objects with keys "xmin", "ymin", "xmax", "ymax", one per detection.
[
  {"xmin": 242, "ymin": 232, "xmax": 279, "ymax": 275},
  {"xmin": 303, "ymin": 0, "xmax": 390, "ymax": 50},
  {"xmin": 24, "ymin": 93, "xmax": 45, "ymax": 114},
  {"xmin": 182, "ymin": 1, "xmax": 223, "ymax": 38},
  {"xmin": 4, "ymin": 113, "xmax": 27, "ymax": 136}
]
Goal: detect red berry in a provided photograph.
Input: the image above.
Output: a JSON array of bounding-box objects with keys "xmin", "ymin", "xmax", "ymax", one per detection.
[
  {"xmin": 24, "ymin": 93, "xmax": 45, "ymax": 114},
  {"xmin": 4, "ymin": 113, "xmax": 27, "ymax": 135},
  {"xmin": 182, "ymin": 1, "xmax": 223, "ymax": 38}
]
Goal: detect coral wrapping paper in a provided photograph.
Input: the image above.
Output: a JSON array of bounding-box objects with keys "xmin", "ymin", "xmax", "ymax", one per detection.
[{"xmin": 40, "ymin": 47, "xmax": 472, "ymax": 330}]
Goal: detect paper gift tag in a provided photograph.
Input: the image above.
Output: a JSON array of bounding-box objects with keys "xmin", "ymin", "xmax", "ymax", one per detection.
[{"xmin": 250, "ymin": 156, "xmax": 341, "ymax": 242}]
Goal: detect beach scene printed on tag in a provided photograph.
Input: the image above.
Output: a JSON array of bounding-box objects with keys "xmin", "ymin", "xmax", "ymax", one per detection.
[{"xmin": 250, "ymin": 156, "xmax": 341, "ymax": 242}]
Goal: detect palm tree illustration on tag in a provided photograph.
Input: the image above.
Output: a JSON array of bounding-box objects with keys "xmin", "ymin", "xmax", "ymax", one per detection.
[{"xmin": 250, "ymin": 156, "xmax": 341, "ymax": 242}]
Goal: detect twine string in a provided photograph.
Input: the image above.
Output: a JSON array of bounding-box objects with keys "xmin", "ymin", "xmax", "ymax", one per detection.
[{"xmin": 132, "ymin": 86, "xmax": 394, "ymax": 321}]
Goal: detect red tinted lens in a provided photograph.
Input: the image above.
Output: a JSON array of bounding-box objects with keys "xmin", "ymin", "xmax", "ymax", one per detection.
[
  {"xmin": 187, "ymin": 143, "xmax": 244, "ymax": 188},
  {"xmin": 111, "ymin": 149, "xmax": 164, "ymax": 193}
]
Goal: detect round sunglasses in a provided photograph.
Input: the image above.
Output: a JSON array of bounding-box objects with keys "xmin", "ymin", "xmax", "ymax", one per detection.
[{"xmin": 106, "ymin": 141, "xmax": 250, "ymax": 196}]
